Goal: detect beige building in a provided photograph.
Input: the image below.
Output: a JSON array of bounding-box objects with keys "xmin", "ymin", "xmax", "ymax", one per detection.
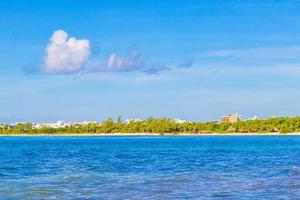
[{"xmin": 221, "ymin": 113, "xmax": 241, "ymax": 123}]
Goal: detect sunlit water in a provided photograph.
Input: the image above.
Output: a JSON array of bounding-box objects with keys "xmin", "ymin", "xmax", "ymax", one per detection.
[{"xmin": 0, "ymin": 136, "xmax": 300, "ymax": 199}]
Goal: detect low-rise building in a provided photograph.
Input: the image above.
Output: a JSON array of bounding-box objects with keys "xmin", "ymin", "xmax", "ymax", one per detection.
[
  {"xmin": 173, "ymin": 119, "xmax": 189, "ymax": 124},
  {"xmin": 33, "ymin": 120, "xmax": 99, "ymax": 129},
  {"xmin": 33, "ymin": 121, "xmax": 70, "ymax": 129},
  {"xmin": 248, "ymin": 116, "xmax": 258, "ymax": 120},
  {"xmin": 124, "ymin": 119, "xmax": 142, "ymax": 124}
]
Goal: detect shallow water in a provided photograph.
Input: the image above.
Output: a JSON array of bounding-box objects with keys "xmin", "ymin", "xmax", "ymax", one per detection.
[{"xmin": 0, "ymin": 136, "xmax": 300, "ymax": 199}]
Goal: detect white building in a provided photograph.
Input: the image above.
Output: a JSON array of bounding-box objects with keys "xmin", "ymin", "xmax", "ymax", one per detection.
[
  {"xmin": 33, "ymin": 120, "xmax": 99, "ymax": 129},
  {"xmin": 124, "ymin": 119, "xmax": 142, "ymax": 124},
  {"xmin": 33, "ymin": 121, "xmax": 69, "ymax": 129},
  {"xmin": 248, "ymin": 116, "xmax": 258, "ymax": 120},
  {"xmin": 173, "ymin": 119, "xmax": 189, "ymax": 124}
]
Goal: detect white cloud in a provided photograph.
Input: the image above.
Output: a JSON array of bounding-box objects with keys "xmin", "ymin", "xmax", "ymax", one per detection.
[
  {"xmin": 39, "ymin": 30, "xmax": 192, "ymax": 75},
  {"xmin": 43, "ymin": 30, "xmax": 91, "ymax": 74},
  {"xmin": 107, "ymin": 48, "xmax": 145, "ymax": 71},
  {"xmin": 87, "ymin": 48, "xmax": 193, "ymax": 74},
  {"xmin": 86, "ymin": 48, "xmax": 171, "ymax": 74}
]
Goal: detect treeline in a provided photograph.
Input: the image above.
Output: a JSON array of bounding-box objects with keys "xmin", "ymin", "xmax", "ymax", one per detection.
[{"xmin": 1, "ymin": 116, "xmax": 300, "ymax": 134}]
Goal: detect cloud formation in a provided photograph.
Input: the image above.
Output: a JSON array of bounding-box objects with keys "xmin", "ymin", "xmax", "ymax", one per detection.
[
  {"xmin": 43, "ymin": 30, "xmax": 91, "ymax": 74},
  {"xmin": 86, "ymin": 48, "xmax": 171, "ymax": 74},
  {"xmin": 40, "ymin": 30, "xmax": 192, "ymax": 75}
]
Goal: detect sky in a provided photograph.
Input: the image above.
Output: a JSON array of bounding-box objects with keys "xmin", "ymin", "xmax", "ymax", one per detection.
[{"xmin": 1, "ymin": 0, "xmax": 300, "ymax": 123}]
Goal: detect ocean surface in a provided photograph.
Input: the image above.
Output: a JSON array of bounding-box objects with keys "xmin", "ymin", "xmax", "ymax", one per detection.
[{"xmin": 0, "ymin": 136, "xmax": 300, "ymax": 199}]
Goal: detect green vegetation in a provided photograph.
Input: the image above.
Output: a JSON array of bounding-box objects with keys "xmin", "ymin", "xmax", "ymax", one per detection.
[{"xmin": 1, "ymin": 116, "xmax": 300, "ymax": 135}]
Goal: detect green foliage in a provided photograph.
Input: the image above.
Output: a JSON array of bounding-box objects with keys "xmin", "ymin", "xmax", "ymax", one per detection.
[{"xmin": 2, "ymin": 116, "xmax": 300, "ymax": 134}]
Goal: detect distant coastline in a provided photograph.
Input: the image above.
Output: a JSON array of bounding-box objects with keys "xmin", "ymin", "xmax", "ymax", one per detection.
[
  {"xmin": 1, "ymin": 132, "xmax": 300, "ymax": 136},
  {"xmin": 2, "ymin": 116, "xmax": 300, "ymax": 135}
]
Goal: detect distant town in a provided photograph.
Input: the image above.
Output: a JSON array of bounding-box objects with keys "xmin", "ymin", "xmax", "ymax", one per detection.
[
  {"xmin": 0, "ymin": 113, "xmax": 260, "ymax": 129},
  {"xmin": 1, "ymin": 113, "xmax": 299, "ymax": 134}
]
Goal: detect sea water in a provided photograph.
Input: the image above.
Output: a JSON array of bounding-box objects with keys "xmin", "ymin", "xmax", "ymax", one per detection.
[{"xmin": 0, "ymin": 136, "xmax": 300, "ymax": 199}]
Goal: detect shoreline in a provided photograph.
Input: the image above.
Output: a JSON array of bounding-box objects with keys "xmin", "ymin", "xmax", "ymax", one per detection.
[{"xmin": 1, "ymin": 132, "xmax": 300, "ymax": 136}]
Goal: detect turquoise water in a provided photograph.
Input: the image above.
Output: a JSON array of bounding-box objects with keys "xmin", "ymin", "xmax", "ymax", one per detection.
[{"xmin": 0, "ymin": 136, "xmax": 300, "ymax": 199}]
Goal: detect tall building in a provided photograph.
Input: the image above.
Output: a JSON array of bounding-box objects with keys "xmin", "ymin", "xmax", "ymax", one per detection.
[{"xmin": 221, "ymin": 113, "xmax": 241, "ymax": 123}]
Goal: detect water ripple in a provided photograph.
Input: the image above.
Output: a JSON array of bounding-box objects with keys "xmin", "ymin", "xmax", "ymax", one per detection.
[{"xmin": 0, "ymin": 136, "xmax": 300, "ymax": 199}]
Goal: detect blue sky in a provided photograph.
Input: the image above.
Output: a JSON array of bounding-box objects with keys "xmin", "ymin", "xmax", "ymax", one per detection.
[{"xmin": 1, "ymin": 0, "xmax": 300, "ymax": 123}]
